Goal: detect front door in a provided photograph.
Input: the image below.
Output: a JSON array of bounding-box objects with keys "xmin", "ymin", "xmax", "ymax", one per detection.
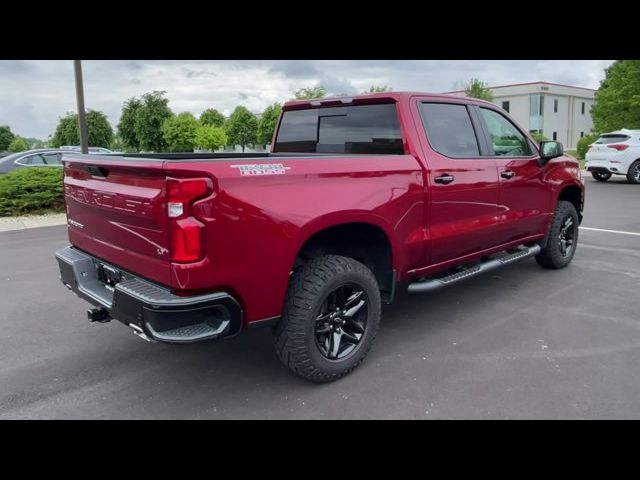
[{"xmin": 475, "ymin": 106, "xmax": 550, "ymax": 243}]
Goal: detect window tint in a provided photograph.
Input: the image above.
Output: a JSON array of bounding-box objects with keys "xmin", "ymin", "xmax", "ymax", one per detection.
[
  {"xmin": 596, "ymin": 134, "xmax": 630, "ymax": 144},
  {"xmin": 274, "ymin": 104, "xmax": 403, "ymax": 154},
  {"xmin": 42, "ymin": 153, "xmax": 61, "ymax": 165},
  {"xmin": 479, "ymin": 108, "xmax": 533, "ymax": 157},
  {"xmin": 419, "ymin": 103, "xmax": 480, "ymax": 157},
  {"xmin": 25, "ymin": 154, "xmax": 46, "ymax": 165}
]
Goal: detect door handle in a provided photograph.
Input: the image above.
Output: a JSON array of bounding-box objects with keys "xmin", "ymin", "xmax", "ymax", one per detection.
[
  {"xmin": 434, "ymin": 174, "xmax": 455, "ymax": 185},
  {"xmin": 501, "ymin": 170, "xmax": 515, "ymax": 179}
]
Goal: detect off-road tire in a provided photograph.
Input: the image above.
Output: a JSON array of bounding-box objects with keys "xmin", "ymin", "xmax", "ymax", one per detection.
[
  {"xmin": 536, "ymin": 200, "xmax": 579, "ymax": 269},
  {"xmin": 273, "ymin": 255, "xmax": 381, "ymax": 383}
]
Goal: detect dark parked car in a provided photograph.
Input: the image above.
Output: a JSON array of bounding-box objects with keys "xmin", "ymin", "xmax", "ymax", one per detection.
[{"xmin": 0, "ymin": 149, "xmax": 64, "ymax": 174}]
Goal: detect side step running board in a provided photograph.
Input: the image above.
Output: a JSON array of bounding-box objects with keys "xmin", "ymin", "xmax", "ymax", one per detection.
[{"xmin": 407, "ymin": 244, "xmax": 541, "ymax": 294}]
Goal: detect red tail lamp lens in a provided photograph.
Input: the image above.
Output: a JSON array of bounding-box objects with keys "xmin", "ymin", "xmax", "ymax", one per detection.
[
  {"xmin": 170, "ymin": 217, "xmax": 205, "ymax": 262},
  {"xmin": 607, "ymin": 144, "xmax": 629, "ymax": 151},
  {"xmin": 166, "ymin": 177, "xmax": 212, "ymax": 262}
]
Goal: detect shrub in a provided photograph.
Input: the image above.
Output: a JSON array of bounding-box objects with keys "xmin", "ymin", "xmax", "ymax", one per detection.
[
  {"xmin": 577, "ymin": 133, "xmax": 599, "ymax": 160},
  {"xmin": 0, "ymin": 168, "xmax": 64, "ymax": 216}
]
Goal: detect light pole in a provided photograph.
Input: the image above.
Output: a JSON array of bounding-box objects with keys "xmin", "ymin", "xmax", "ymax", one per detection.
[{"xmin": 73, "ymin": 60, "xmax": 89, "ymax": 154}]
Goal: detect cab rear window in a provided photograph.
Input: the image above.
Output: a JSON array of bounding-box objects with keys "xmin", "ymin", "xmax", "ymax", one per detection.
[{"xmin": 274, "ymin": 104, "xmax": 404, "ymax": 154}]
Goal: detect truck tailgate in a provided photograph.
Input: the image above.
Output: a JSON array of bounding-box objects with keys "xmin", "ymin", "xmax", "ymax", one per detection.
[{"xmin": 63, "ymin": 156, "xmax": 173, "ymax": 285}]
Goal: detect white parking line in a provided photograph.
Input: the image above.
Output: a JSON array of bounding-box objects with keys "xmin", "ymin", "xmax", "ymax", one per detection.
[{"xmin": 580, "ymin": 227, "xmax": 640, "ymax": 237}]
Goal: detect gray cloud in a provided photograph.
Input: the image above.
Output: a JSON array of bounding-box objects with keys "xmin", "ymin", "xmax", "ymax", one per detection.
[{"xmin": 0, "ymin": 60, "xmax": 613, "ymax": 139}]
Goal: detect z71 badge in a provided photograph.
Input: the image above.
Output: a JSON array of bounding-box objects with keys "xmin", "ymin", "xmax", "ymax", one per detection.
[{"xmin": 231, "ymin": 164, "xmax": 291, "ymax": 176}]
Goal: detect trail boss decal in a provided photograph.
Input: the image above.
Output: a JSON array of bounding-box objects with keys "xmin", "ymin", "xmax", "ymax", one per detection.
[{"xmin": 231, "ymin": 164, "xmax": 291, "ymax": 176}]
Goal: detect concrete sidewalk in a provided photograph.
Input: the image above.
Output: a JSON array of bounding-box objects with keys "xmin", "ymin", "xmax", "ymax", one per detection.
[{"xmin": 0, "ymin": 213, "xmax": 67, "ymax": 232}]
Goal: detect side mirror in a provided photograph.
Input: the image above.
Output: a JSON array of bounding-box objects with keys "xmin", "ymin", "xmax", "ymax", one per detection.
[{"xmin": 539, "ymin": 141, "xmax": 564, "ymax": 165}]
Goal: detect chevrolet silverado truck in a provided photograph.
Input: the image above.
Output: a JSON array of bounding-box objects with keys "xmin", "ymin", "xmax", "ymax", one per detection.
[{"xmin": 55, "ymin": 92, "xmax": 585, "ymax": 382}]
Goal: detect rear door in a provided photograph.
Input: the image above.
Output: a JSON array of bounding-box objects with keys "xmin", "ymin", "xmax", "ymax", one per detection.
[
  {"xmin": 475, "ymin": 106, "xmax": 550, "ymax": 242},
  {"xmin": 415, "ymin": 100, "xmax": 502, "ymax": 265}
]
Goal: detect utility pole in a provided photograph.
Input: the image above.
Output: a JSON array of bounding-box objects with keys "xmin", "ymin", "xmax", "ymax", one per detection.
[{"xmin": 73, "ymin": 60, "xmax": 89, "ymax": 154}]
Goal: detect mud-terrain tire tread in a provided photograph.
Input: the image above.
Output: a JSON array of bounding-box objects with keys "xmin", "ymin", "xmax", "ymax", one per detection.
[
  {"xmin": 535, "ymin": 200, "xmax": 579, "ymax": 269},
  {"xmin": 273, "ymin": 254, "xmax": 381, "ymax": 383}
]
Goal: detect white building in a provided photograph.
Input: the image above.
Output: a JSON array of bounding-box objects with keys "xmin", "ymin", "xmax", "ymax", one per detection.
[{"xmin": 444, "ymin": 81, "xmax": 596, "ymax": 149}]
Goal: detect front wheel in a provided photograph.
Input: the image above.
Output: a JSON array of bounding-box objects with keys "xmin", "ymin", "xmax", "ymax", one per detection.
[
  {"xmin": 591, "ymin": 171, "xmax": 612, "ymax": 182},
  {"xmin": 536, "ymin": 200, "xmax": 579, "ymax": 269},
  {"xmin": 627, "ymin": 160, "xmax": 640, "ymax": 184},
  {"xmin": 273, "ymin": 255, "xmax": 381, "ymax": 383}
]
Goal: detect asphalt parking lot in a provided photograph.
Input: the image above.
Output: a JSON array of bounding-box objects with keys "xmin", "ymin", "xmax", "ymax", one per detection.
[{"xmin": 1, "ymin": 175, "xmax": 639, "ymax": 419}]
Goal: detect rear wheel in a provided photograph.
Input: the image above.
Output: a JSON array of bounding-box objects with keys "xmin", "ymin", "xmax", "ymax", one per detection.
[
  {"xmin": 627, "ymin": 160, "xmax": 640, "ymax": 184},
  {"xmin": 273, "ymin": 255, "xmax": 381, "ymax": 383},
  {"xmin": 591, "ymin": 171, "xmax": 612, "ymax": 182},
  {"xmin": 536, "ymin": 200, "xmax": 579, "ymax": 269}
]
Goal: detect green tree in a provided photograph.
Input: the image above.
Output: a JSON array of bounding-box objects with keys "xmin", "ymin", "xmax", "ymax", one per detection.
[
  {"xmin": 366, "ymin": 85, "xmax": 392, "ymax": 93},
  {"xmin": 23, "ymin": 137, "xmax": 46, "ymax": 149},
  {"xmin": 134, "ymin": 91, "xmax": 173, "ymax": 152},
  {"xmin": 117, "ymin": 97, "xmax": 142, "ymax": 151},
  {"xmin": 110, "ymin": 133, "xmax": 125, "ymax": 152},
  {"xmin": 50, "ymin": 113, "xmax": 77, "ymax": 147},
  {"xmin": 195, "ymin": 125, "xmax": 227, "ymax": 151},
  {"xmin": 86, "ymin": 110, "xmax": 114, "ymax": 148},
  {"xmin": 8, "ymin": 137, "xmax": 29, "ymax": 152},
  {"xmin": 257, "ymin": 103, "xmax": 282, "ymax": 145},
  {"xmin": 162, "ymin": 112, "xmax": 200, "ymax": 152},
  {"xmin": 464, "ymin": 78, "xmax": 493, "ymax": 102},
  {"xmin": 294, "ymin": 86, "xmax": 327, "ymax": 100},
  {"xmin": 199, "ymin": 108, "xmax": 226, "ymax": 128},
  {"xmin": 50, "ymin": 110, "xmax": 113, "ymax": 148},
  {"xmin": 577, "ymin": 133, "xmax": 600, "ymax": 160},
  {"xmin": 0, "ymin": 126, "xmax": 16, "ymax": 151},
  {"xmin": 226, "ymin": 106, "xmax": 258, "ymax": 152},
  {"xmin": 591, "ymin": 60, "xmax": 640, "ymax": 132}
]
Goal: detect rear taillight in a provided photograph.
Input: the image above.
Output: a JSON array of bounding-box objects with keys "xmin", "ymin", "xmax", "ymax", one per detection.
[
  {"xmin": 607, "ymin": 144, "xmax": 629, "ymax": 151},
  {"xmin": 166, "ymin": 177, "xmax": 213, "ymax": 263}
]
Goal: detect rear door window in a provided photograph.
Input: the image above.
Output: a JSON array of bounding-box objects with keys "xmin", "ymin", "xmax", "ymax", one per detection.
[
  {"xmin": 419, "ymin": 103, "xmax": 480, "ymax": 157},
  {"xmin": 274, "ymin": 104, "xmax": 404, "ymax": 154}
]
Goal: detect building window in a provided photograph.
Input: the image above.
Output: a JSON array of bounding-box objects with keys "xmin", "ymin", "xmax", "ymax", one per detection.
[
  {"xmin": 553, "ymin": 132, "xmax": 557, "ymax": 141},
  {"xmin": 502, "ymin": 101, "xmax": 510, "ymax": 113},
  {"xmin": 554, "ymin": 99, "xmax": 558, "ymax": 113},
  {"xmin": 580, "ymin": 132, "xmax": 584, "ymax": 138},
  {"xmin": 530, "ymin": 94, "xmax": 544, "ymax": 132},
  {"xmin": 581, "ymin": 102, "xmax": 585, "ymax": 115}
]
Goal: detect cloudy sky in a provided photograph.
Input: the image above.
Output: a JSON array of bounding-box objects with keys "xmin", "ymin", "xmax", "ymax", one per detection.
[{"xmin": 0, "ymin": 60, "xmax": 613, "ymax": 139}]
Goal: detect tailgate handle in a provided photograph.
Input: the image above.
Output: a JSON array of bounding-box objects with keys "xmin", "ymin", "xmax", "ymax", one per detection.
[{"xmin": 85, "ymin": 165, "xmax": 109, "ymax": 178}]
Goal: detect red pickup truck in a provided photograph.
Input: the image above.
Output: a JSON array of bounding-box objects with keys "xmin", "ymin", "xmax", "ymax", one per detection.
[{"xmin": 55, "ymin": 92, "xmax": 585, "ymax": 382}]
